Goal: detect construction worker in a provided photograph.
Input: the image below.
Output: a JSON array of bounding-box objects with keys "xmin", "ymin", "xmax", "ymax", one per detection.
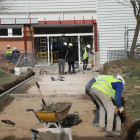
[
  {"xmin": 5, "ymin": 45, "xmax": 13, "ymax": 61},
  {"xmin": 85, "ymin": 75, "xmax": 113, "ymax": 127},
  {"xmin": 58, "ymin": 42, "xmax": 67, "ymax": 75},
  {"xmin": 81, "ymin": 44, "xmax": 94, "ymax": 70},
  {"xmin": 66, "ymin": 43, "xmax": 76, "ymax": 75},
  {"xmin": 90, "ymin": 75, "xmax": 125, "ymax": 137},
  {"xmin": 12, "ymin": 47, "xmax": 21, "ymax": 64}
]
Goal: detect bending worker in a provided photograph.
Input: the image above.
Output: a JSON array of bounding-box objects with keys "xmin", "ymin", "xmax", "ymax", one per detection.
[
  {"xmin": 85, "ymin": 75, "xmax": 113, "ymax": 127},
  {"xmin": 90, "ymin": 75, "xmax": 125, "ymax": 137},
  {"xmin": 81, "ymin": 44, "xmax": 94, "ymax": 70}
]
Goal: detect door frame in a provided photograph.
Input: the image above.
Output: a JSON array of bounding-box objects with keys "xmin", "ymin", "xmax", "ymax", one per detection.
[{"xmin": 34, "ymin": 33, "xmax": 94, "ymax": 66}]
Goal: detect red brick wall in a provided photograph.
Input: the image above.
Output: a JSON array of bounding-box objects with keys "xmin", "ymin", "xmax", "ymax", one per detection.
[{"xmin": 0, "ymin": 27, "xmax": 33, "ymax": 53}]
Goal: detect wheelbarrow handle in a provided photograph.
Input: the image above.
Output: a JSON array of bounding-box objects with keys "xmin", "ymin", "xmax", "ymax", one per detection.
[
  {"xmin": 26, "ymin": 109, "xmax": 34, "ymax": 112},
  {"xmin": 1, "ymin": 120, "xmax": 15, "ymax": 126},
  {"xmin": 26, "ymin": 109, "xmax": 43, "ymax": 123},
  {"xmin": 1, "ymin": 120, "xmax": 31, "ymax": 131}
]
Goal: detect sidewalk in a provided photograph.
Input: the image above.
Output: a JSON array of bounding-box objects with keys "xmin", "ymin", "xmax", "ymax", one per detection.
[{"xmin": 10, "ymin": 73, "xmax": 98, "ymax": 96}]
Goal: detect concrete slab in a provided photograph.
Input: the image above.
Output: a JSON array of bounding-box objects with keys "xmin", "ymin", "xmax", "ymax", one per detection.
[{"xmin": 10, "ymin": 73, "xmax": 98, "ymax": 96}]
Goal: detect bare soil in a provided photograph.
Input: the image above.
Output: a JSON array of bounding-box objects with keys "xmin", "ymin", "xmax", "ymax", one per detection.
[
  {"xmin": 0, "ymin": 71, "xmax": 35, "ymax": 94},
  {"xmin": 0, "ymin": 60, "xmax": 15, "ymax": 73},
  {"xmin": 0, "ymin": 95, "xmax": 125, "ymax": 140}
]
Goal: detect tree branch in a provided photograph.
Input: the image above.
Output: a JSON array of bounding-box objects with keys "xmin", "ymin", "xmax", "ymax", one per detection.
[
  {"xmin": 116, "ymin": 0, "xmax": 132, "ymax": 7},
  {"xmin": 130, "ymin": 0, "xmax": 137, "ymax": 17}
]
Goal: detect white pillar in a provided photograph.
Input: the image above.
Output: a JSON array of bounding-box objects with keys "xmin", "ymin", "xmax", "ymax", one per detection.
[
  {"xmin": 93, "ymin": 25, "xmax": 95, "ymax": 66},
  {"xmin": 47, "ymin": 36, "xmax": 50, "ymax": 66},
  {"xmin": 78, "ymin": 35, "xmax": 81, "ymax": 65}
]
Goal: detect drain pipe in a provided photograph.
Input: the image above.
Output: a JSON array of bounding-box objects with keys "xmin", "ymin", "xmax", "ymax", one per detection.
[{"xmin": 0, "ymin": 76, "xmax": 34, "ymax": 99}]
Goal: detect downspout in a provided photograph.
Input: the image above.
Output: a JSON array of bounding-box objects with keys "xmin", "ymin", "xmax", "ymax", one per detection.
[
  {"xmin": 24, "ymin": 24, "xmax": 27, "ymax": 53},
  {"xmin": 94, "ymin": 23, "xmax": 97, "ymax": 52}
]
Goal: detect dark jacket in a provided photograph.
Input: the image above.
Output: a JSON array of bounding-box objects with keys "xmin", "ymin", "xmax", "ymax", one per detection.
[
  {"xmin": 66, "ymin": 47, "xmax": 76, "ymax": 63},
  {"xmin": 58, "ymin": 45, "xmax": 67, "ymax": 59},
  {"xmin": 12, "ymin": 50, "xmax": 21, "ymax": 62}
]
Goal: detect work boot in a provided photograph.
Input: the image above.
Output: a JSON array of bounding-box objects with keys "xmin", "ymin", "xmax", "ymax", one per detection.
[
  {"xmin": 71, "ymin": 72, "xmax": 76, "ymax": 75},
  {"xmin": 92, "ymin": 122, "xmax": 99, "ymax": 127},
  {"xmin": 115, "ymin": 130, "xmax": 125, "ymax": 135},
  {"xmin": 98, "ymin": 127, "xmax": 106, "ymax": 132},
  {"xmin": 58, "ymin": 74, "xmax": 61, "ymax": 76},
  {"xmin": 105, "ymin": 131, "xmax": 121, "ymax": 137}
]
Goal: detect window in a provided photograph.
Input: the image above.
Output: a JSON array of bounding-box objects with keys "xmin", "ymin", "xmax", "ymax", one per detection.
[
  {"xmin": 12, "ymin": 28, "xmax": 22, "ymax": 36},
  {"xmin": 0, "ymin": 29, "xmax": 8, "ymax": 36}
]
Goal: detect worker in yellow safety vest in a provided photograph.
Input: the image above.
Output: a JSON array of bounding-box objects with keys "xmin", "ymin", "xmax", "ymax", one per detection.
[
  {"xmin": 5, "ymin": 45, "xmax": 13, "ymax": 61},
  {"xmin": 90, "ymin": 75, "xmax": 125, "ymax": 137},
  {"xmin": 85, "ymin": 75, "xmax": 113, "ymax": 127},
  {"xmin": 81, "ymin": 44, "xmax": 94, "ymax": 70}
]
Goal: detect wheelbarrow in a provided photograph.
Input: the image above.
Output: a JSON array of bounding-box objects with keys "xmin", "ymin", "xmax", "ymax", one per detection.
[
  {"xmin": 26, "ymin": 102, "xmax": 72, "ymax": 128},
  {"xmin": 32, "ymin": 128, "xmax": 72, "ymax": 140},
  {"xmin": 1, "ymin": 120, "xmax": 72, "ymax": 140}
]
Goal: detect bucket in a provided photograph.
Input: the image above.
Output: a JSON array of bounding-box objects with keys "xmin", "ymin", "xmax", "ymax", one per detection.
[{"xmin": 14, "ymin": 67, "xmax": 21, "ymax": 75}]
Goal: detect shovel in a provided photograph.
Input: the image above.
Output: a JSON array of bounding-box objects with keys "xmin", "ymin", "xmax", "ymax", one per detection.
[
  {"xmin": 35, "ymin": 82, "xmax": 49, "ymax": 107},
  {"xmin": 1, "ymin": 120, "xmax": 57, "ymax": 140}
]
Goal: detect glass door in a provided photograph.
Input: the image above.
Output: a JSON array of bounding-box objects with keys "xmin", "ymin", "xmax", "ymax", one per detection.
[{"xmin": 80, "ymin": 36, "xmax": 93, "ymax": 64}]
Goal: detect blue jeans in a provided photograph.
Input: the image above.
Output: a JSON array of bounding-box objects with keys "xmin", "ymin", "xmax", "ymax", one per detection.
[{"xmin": 68, "ymin": 62, "xmax": 75, "ymax": 74}]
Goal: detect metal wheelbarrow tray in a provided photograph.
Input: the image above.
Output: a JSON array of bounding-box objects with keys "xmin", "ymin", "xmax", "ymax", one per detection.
[
  {"xmin": 27, "ymin": 102, "xmax": 72, "ymax": 127},
  {"xmin": 32, "ymin": 128, "xmax": 72, "ymax": 140}
]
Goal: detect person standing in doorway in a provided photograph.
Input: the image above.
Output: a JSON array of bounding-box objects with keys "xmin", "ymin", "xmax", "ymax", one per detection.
[
  {"xmin": 58, "ymin": 42, "xmax": 68, "ymax": 75},
  {"xmin": 5, "ymin": 45, "xmax": 13, "ymax": 61},
  {"xmin": 81, "ymin": 44, "xmax": 94, "ymax": 70},
  {"xmin": 66, "ymin": 43, "xmax": 76, "ymax": 75}
]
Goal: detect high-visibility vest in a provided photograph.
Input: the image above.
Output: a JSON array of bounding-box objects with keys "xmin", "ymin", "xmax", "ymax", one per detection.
[
  {"xmin": 91, "ymin": 78, "xmax": 122, "ymax": 99},
  {"xmin": 6, "ymin": 49, "xmax": 13, "ymax": 56},
  {"xmin": 83, "ymin": 49, "xmax": 90, "ymax": 59},
  {"xmin": 95, "ymin": 75, "xmax": 113, "ymax": 81}
]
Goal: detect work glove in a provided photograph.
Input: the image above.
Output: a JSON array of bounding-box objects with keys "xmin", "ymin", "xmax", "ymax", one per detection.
[
  {"xmin": 119, "ymin": 107, "xmax": 124, "ymax": 113},
  {"xmin": 114, "ymin": 106, "xmax": 119, "ymax": 113},
  {"xmin": 82, "ymin": 58, "xmax": 84, "ymax": 61}
]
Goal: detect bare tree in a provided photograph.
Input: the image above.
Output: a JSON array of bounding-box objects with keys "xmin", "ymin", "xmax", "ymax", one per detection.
[
  {"xmin": 117, "ymin": 0, "xmax": 140, "ymax": 58},
  {"xmin": 0, "ymin": 0, "xmax": 14, "ymax": 12}
]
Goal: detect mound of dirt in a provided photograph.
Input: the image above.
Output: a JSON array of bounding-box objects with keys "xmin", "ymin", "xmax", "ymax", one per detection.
[
  {"xmin": 0, "ymin": 60, "xmax": 15, "ymax": 73},
  {"xmin": 0, "ymin": 71, "xmax": 35, "ymax": 94},
  {"xmin": 100, "ymin": 59, "xmax": 140, "ymax": 77}
]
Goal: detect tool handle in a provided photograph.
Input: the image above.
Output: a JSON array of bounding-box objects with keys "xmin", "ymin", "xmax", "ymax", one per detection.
[
  {"xmin": 35, "ymin": 82, "xmax": 40, "ymax": 89},
  {"xmin": 1, "ymin": 120, "xmax": 15, "ymax": 126},
  {"xmin": 1, "ymin": 120, "xmax": 31, "ymax": 131},
  {"xmin": 38, "ymin": 89, "xmax": 43, "ymax": 99},
  {"xmin": 35, "ymin": 82, "xmax": 46, "ymax": 106},
  {"xmin": 26, "ymin": 109, "xmax": 34, "ymax": 112}
]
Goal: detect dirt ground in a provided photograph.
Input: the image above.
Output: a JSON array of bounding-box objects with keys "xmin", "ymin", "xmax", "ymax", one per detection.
[
  {"xmin": 0, "ymin": 95, "xmax": 125, "ymax": 140},
  {"xmin": 0, "ymin": 60, "xmax": 15, "ymax": 73}
]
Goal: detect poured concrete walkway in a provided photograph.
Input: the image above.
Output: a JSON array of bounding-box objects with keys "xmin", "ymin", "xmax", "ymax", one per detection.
[{"xmin": 11, "ymin": 73, "xmax": 98, "ymax": 96}]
